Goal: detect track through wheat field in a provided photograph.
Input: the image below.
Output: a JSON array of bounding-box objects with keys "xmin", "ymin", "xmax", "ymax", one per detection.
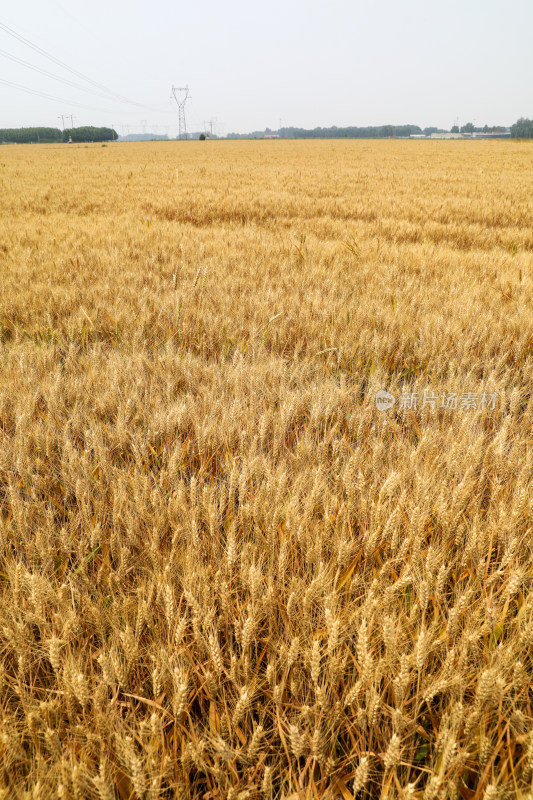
[{"xmin": 0, "ymin": 140, "xmax": 532, "ymax": 799}]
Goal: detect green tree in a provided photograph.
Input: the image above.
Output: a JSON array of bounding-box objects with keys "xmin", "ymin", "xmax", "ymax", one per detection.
[
  {"xmin": 62, "ymin": 126, "xmax": 117, "ymax": 143},
  {"xmin": 0, "ymin": 127, "xmax": 61, "ymax": 143},
  {"xmin": 511, "ymin": 118, "xmax": 533, "ymax": 138}
]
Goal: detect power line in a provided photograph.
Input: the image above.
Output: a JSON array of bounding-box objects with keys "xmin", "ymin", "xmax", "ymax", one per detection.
[
  {"xmin": 187, "ymin": 96, "xmax": 212, "ymax": 135},
  {"xmin": 0, "ymin": 76, "xmax": 142, "ymax": 114},
  {"xmin": 0, "ymin": 46, "xmax": 133, "ymax": 103},
  {"xmin": 0, "ymin": 17, "xmax": 161, "ymax": 112},
  {"xmin": 50, "ymin": 0, "xmax": 109, "ymax": 50}
]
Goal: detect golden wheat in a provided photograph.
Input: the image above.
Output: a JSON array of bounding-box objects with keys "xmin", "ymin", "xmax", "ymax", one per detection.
[{"xmin": 0, "ymin": 139, "xmax": 532, "ymax": 799}]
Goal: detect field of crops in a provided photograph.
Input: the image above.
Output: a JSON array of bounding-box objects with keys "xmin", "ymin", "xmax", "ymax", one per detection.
[{"xmin": 0, "ymin": 139, "xmax": 532, "ymax": 799}]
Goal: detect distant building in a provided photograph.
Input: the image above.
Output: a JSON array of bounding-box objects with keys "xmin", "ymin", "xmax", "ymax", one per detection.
[
  {"xmin": 264, "ymin": 134, "xmax": 279, "ymax": 139},
  {"xmin": 427, "ymin": 131, "xmax": 511, "ymax": 140},
  {"xmin": 472, "ymin": 131, "xmax": 511, "ymax": 138}
]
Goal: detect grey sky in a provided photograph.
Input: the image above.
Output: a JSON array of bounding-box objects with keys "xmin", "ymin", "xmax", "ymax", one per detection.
[{"xmin": 1, "ymin": 0, "xmax": 532, "ymax": 134}]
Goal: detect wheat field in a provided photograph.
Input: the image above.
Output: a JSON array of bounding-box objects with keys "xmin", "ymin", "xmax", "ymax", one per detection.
[{"xmin": 0, "ymin": 139, "xmax": 532, "ymax": 800}]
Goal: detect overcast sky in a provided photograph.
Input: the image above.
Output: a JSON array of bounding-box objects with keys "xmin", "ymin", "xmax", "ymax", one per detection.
[{"xmin": 1, "ymin": 0, "xmax": 532, "ymax": 135}]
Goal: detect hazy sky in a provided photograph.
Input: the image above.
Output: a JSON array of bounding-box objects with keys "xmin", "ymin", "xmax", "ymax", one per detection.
[{"xmin": 1, "ymin": 0, "xmax": 532, "ymax": 134}]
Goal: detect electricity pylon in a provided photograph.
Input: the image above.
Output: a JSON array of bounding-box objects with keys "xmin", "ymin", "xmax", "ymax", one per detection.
[
  {"xmin": 204, "ymin": 118, "xmax": 216, "ymax": 137},
  {"xmin": 171, "ymin": 86, "xmax": 190, "ymax": 140}
]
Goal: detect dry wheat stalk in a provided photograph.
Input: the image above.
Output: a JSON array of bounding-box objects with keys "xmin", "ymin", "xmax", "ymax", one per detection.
[{"xmin": 0, "ymin": 139, "xmax": 532, "ymax": 798}]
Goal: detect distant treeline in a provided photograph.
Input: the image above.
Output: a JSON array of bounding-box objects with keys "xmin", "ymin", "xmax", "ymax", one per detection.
[
  {"xmin": 118, "ymin": 133, "xmax": 169, "ymax": 142},
  {"xmin": 62, "ymin": 127, "xmax": 117, "ymax": 142},
  {"xmin": 0, "ymin": 127, "xmax": 62, "ymax": 143},
  {"xmin": 228, "ymin": 122, "xmax": 524, "ymax": 139},
  {"xmin": 285, "ymin": 125, "xmax": 426, "ymax": 138},
  {"xmin": 0, "ymin": 126, "xmax": 118, "ymax": 143},
  {"xmin": 510, "ymin": 118, "xmax": 533, "ymax": 138},
  {"xmin": 2, "ymin": 120, "xmax": 532, "ymax": 143},
  {"xmin": 227, "ymin": 125, "xmax": 429, "ymax": 139}
]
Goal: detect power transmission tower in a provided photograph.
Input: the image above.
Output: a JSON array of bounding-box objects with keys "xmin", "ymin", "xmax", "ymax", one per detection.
[
  {"xmin": 204, "ymin": 118, "xmax": 216, "ymax": 137},
  {"xmin": 58, "ymin": 115, "xmax": 66, "ymax": 130},
  {"xmin": 68, "ymin": 114, "xmax": 75, "ymax": 128},
  {"xmin": 171, "ymin": 86, "xmax": 190, "ymax": 140}
]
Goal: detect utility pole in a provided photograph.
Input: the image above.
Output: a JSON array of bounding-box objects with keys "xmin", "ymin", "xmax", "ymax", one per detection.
[
  {"xmin": 68, "ymin": 114, "xmax": 75, "ymax": 129},
  {"xmin": 58, "ymin": 115, "xmax": 65, "ymax": 131},
  {"xmin": 171, "ymin": 86, "xmax": 190, "ymax": 140},
  {"xmin": 203, "ymin": 118, "xmax": 217, "ymax": 138}
]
